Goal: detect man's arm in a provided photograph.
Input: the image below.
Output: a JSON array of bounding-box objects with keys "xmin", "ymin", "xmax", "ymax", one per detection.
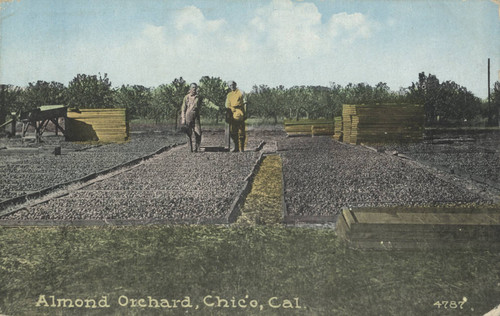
[
  {"xmin": 225, "ymin": 94, "xmax": 231, "ymax": 109},
  {"xmin": 180, "ymin": 95, "xmax": 187, "ymax": 124},
  {"xmin": 241, "ymin": 91, "xmax": 247, "ymax": 120},
  {"xmin": 202, "ymin": 98, "xmax": 219, "ymax": 110}
]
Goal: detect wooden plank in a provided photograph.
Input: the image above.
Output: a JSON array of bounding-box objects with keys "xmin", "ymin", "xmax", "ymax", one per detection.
[
  {"xmin": 342, "ymin": 208, "xmax": 356, "ymax": 228},
  {"xmin": 347, "ymin": 225, "xmax": 500, "ymax": 242},
  {"xmin": 284, "ymin": 119, "xmax": 334, "ymax": 125},
  {"xmin": 354, "ymin": 211, "xmax": 500, "ymax": 226},
  {"xmin": 349, "ymin": 205, "xmax": 500, "ymax": 213},
  {"xmin": 335, "ymin": 214, "xmax": 349, "ymax": 239},
  {"xmin": 344, "ymin": 240, "xmax": 500, "ymax": 250},
  {"xmin": 337, "ymin": 205, "xmax": 500, "ymax": 249}
]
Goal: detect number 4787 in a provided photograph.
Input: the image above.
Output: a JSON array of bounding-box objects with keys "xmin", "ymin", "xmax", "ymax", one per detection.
[{"xmin": 434, "ymin": 300, "xmax": 467, "ymax": 309}]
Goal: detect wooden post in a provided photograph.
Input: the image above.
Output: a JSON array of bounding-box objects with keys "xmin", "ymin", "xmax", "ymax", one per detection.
[
  {"xmin": 224, "ymin": 107, "xmax": 231, "ymax": 151},
  {"xmin": 51, "ymin": 118, "xmax": 65, "ymax": 136},
  {"xmin": 35, "ymin": 121, "xmax": 41, "ymax": 143},
  {"xmin": 225, "ymin": 121, "xmax": 231, "ymax": 150},
  {"xmin": 488, "ymin": 58, "xmax": 491, "ymax": 126}
]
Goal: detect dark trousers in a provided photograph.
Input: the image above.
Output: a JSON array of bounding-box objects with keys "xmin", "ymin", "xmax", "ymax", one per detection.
[
  {"xmin": 230, "ymin": 120, "xmax": 246, "ymax": 151},
  {"xmin": 187, "ymin": 129, "xmax": 201, "ymax": 152}
]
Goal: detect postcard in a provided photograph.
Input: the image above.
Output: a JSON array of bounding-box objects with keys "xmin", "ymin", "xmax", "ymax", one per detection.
[{"xmin": 0, "ymin": 1, "xmax": 499, "ymax": 315}]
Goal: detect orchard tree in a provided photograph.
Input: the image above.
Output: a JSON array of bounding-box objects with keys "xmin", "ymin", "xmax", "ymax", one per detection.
[
  {"xmin": 247, "ymin": 84, "xmax": 284, "ymax": 123},
  {"xmin": 489, "ymin": 81, "xmax": 500, "ymax": 125},
  {"xmin": 373, "ymin": 82, "xmax": 392, "ymax": 103},
  {"xmin": 198, "ymin": 76, "xmax": 227, "ymax": 123},
  {"xmin": 309, "ymin": 85, "xmax": 333, "ymax": 119},
  {"xmin": 407, "ymin": 72, "xmax": 441, "ymax": 125},
  {"xmin": 112, "ymin": 85, "xmax": 152, "ymax": 118},
  {"xmin": 66, "ymin": 73, "xmax": 113, "ymax": 108},
  {"xmin": 329, "ymin": 82, "xmax": 344, "ymax": 117},
  {"xmin": 170, "ymin": 77, "xmax": 189, "ymax": 129},
  {"xmin": 438, "ymin": 81, "xmax": 481, "ymax": 123},
  {"xmin": 151, "ymin": 77, "xmax": 188, "ymax": 127},
  {"xmin": 408, "ymin": 72, "xmax": 482, "ymax": 126},
  {"xmin": 395, "ymin": 87, "xmax": 410, "ymax": 103},
  {"xmin": 286, "ymin": 86, "xmax": 313, "ymax": 120},
  {"xmin": 150, "ymin": 84, "xmax": 173, "ymax": 124},
  {"xmin": 0, "ymin": 84, "xmax": 22, "ymax": 125},
  {"xmin": 20, "ymin": 81, "xmax": 66, "ymax": 110},
  {"xmin": 352, "ymin": 83, "xmax": 374, "ymax": 104}
]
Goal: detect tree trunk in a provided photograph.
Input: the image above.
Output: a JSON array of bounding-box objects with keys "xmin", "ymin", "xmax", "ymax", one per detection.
[{"xmin": 0, "ymin": 109, "xmax": 6, "ymax": 126}]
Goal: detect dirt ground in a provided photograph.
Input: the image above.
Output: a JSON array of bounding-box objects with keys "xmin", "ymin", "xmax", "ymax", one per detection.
[{"xmin": 1, "ymin": 124, "xmax": 499, "ymax": 223}]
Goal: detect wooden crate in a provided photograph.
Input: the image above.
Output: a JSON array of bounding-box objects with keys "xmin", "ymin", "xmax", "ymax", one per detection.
[
  {"xmin": 66, "ymin": 108, "xmax": 129, "ymax": 142},
  {"xmin": 337, "ymin": 206, "xmax": 500, "ymax": 249}
]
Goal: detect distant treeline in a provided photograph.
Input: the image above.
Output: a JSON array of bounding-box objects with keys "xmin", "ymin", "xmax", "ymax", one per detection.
[{"xmin": 1, "ymin": 72, "xmax": 499, "ymax": 127}]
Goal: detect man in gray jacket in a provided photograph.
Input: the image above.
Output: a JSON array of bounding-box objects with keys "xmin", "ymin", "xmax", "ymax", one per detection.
[{"xmin": 180, "ymin": 83, "xmax": 218, "ymax": 152}]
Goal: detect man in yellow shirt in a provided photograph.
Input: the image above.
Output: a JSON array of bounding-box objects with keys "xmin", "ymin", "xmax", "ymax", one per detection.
[{"xmin": 225, "ymin": 81, "xmax": 247, "ymax": 152}]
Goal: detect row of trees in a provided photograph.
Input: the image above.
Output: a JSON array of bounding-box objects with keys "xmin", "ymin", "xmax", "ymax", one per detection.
[
  {"xmin": 1, "ymin": 72, "xmax": 499, "ymax": 127},
  {"xmin": 247, "ymin": 82, "xmax": 406, "ymax": 123},
  {"xmin": 407, "ymin": 73, "xmax": 492, "ymax": 125},
  {"xmin": 0, "ymin": 74, "xmax": 228, "ymax": 128}
]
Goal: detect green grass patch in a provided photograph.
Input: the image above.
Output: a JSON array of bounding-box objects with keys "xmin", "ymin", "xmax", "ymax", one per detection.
[
  {"xmin": 1, "ymin": 225, "xmax": 499, "ymax": 315},
  {"xmin": 237, "ymin": 155, "xmax": 284, "ymax": 226}
]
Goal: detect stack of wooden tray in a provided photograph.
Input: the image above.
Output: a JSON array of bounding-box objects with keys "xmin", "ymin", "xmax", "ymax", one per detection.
[
  {"xmin": 66, "ymin": 108, "xmax": 129, "ymax": 142},
  {"xmin": 284, "ymin": 119, "xmax": 334, "ymax": 136},
  {"xmin": 342, "ymin": 104, "xmax": 424, "ymax": 145},
  {"xmin": 332, "ymin": 116, "xmax": 343, "ymax": 141}
]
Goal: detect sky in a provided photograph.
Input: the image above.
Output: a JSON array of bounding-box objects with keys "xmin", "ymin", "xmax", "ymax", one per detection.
[{"xmin": 0, "ymin": 0, "xmax": 498, "ymax": 99}]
